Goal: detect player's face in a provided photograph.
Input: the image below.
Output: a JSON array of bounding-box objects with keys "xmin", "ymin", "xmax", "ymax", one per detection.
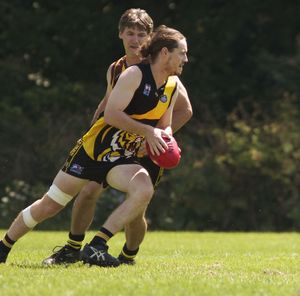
[
  {"xmin": 166, "ymin": 38, "xmax": 188, "ymax": 76},
  {"xmin": 119, "ymin": 27, "xmax": 149, "ymax": 57}
]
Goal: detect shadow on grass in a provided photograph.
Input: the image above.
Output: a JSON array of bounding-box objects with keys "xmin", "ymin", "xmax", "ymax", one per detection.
[{"xmin": 9, "ymin": 262, "xmax": 85, "ymax": 269}]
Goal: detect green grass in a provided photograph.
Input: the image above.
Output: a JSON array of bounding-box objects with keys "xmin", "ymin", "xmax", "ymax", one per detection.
[{"xmin": 0, "ymin": 231, "xmax": 300, "ymax": 296}]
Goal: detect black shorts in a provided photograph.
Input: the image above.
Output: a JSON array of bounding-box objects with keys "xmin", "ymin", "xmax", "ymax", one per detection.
[
  {"xmin": 62, "ymin": 139, "xmax": 140, "ymax": 188},
  {"xmin": 62, "ymin": 140, "xmax": 164, "ymax": 188},
  {"xmin": 139, "ymin": 156, "xmax": 164, "ymax": 188}
]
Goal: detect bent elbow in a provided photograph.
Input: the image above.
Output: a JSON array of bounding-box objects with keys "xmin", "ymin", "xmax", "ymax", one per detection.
[
  {"xmin": 187, "ymin": 106, "xmax": 193, "ymax": 121},
  {"xmin": 104, "ymin": 109, "xmax": 121, "ymax": 127},
  {"xmin": 104, "ymin": 110, "xmax": 112, "ymax": 125}
]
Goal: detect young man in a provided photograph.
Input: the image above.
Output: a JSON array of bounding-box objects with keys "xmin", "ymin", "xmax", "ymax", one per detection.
[
  {"xmin": 41, "ymin": 10, "xmax": 192, "ymax": 266},
  {"xmin": 0, "ymin": 25, "xmax": 190, "ymax": 267},
  {"xmin": 79, "ymin": 24, "xmax": 190, "ymax": 267},
  {"xmin": 42, "ymin": 8, "xmax": 158, "ymax": 266}
]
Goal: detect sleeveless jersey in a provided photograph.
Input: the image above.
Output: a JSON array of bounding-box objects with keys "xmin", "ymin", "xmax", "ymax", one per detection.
[
  {"xmin": 82, "ymin": 63, "xmax": 177, "ymax": 162},
  {"xmin": 109, "ymin": 56, "xmax": 127, "ymax": 91}
]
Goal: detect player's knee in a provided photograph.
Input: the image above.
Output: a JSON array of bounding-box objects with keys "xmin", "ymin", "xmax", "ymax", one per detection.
[
  {"xmin": 130, "ymin": 177, "xmax": 154, "ymax": 205},
  {"xmin": 35, "ymin": 195, "xmax": 65, "ymax": 220},
  {"xmin": 41, "ymin": 198, "xmax": 64, "ymax": 218},
  {"xmin": 79, "ymin": 184, "xmax": 102, "ymax": 202},
  {"xmin": 30, "ymin": 184, "xmax": 74, "ymax": 219},
  {"xmin": 140, "ymin": 185, "xmax": 154, "ymax": 203},
  {"xmin": 21, "ymin": 196, "xmax": 63, "ymax": 228}
]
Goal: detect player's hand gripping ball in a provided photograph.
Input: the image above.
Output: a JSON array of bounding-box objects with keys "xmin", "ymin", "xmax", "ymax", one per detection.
[{"xmin": 146, "ymin": 135, "xmax": 181, "ymax": 169}]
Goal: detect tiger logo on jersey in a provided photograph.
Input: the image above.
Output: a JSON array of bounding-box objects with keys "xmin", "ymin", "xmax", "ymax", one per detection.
[{"xmin": 81, "ymin": 63, "xmax": 177, "ymax": 163}]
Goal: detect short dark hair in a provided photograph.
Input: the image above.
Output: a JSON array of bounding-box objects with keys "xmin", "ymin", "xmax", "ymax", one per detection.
[{"xmin": 118, "ymin": 8, "xmax": 153, "ymax": 34}]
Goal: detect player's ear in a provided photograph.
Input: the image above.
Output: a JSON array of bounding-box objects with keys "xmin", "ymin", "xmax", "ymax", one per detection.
[{"xmin": 161, "ymin": 47, "xmax": 169, "ymax": 56}]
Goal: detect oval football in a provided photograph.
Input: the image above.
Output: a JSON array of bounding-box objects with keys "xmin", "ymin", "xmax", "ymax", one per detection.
[{"xmin": 146, "ymin": 136, "xmax": 181, "ymax": 169}]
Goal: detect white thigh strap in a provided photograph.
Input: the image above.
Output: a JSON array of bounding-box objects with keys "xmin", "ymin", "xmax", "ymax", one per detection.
[
  {"xmin": 47, "ymin": 184, "xmax": 73, "ymax": 206},
  {"xmin": 22, "ymin": 206, "xmax": 38, "ymax": 228}
]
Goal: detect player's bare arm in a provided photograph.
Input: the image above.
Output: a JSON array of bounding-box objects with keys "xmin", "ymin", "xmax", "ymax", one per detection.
[
  {"xmin": 171, "ymin": 76, "xmax": 193, "ymax": 133},
  {"xmin": 91, "ymin": 63, "xmax": 114, "ymax": 125},
  {"xmin": 138, "ymin": 79, "xmax": 189, "ymax": 157},
  {"xmin": 104, "ymin": 66, "xmax": 169, "ymax": 155},
  {"xmin": 156, "ymin": 85, "xmax": 179, "ymax": 135}
]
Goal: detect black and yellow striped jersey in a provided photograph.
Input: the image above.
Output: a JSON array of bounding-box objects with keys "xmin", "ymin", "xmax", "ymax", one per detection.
[
  {"xmin": 82, "ymin": 63, "xmax": 177, "ymax": 162},
  {"xmin": 109, "ymin": 55, "xmax": 127, "ymax": 91}
]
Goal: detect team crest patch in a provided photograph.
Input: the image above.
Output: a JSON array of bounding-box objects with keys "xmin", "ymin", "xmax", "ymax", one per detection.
[
  {"xmin": 159, "ymin": 95, "xmax": 168, "ymax": 103},
  {"xmin": 143, "ymin": 84, "xmax": 151, "ymax": 96},
  {"xmin": 70, "ymin": 163, "xmax": 84, "ymax": 175}
]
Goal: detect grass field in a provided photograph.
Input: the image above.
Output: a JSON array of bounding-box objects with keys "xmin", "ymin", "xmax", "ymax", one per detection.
[{"xmin": 0, "ymin": 231, "xmax": 299, "ymax": 296}]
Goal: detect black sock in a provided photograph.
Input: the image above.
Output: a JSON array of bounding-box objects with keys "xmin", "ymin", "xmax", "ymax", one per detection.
[
  {"xmin": 66, "ymin": 232, "xmax": 85, "ymax": 250},
  {"xmin": 90, "ymin": 227, "xmax": 113, "ymax": 246},
  {"xmin": 120, "ymin": 243, "xmax": 139, "ymax": 260},
  {"xmin": 0, "ymin": 234, "xmax": 16, "ymax": 254}
]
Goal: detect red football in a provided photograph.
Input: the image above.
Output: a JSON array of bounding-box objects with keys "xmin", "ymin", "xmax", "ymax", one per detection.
[{"xmin": 146, "ymin": 135, "xmax": 181, "ymax": 169}]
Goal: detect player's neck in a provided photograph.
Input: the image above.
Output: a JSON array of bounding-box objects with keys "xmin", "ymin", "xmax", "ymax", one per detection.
[
  {"xmin": 150, "ymin": 63, "xmax": 169, "ymax": 88},
  {"xmin": 125, "ymin": 54, "xmax": 142, "ymax": 66}
]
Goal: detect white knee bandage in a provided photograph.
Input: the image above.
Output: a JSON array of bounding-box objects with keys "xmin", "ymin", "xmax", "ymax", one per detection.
[
  {"xmin": 47, "ymin": 184, "xmax": 73, "ymax": 206},
  {"xmin": 22, "ymin": 206, "xmax": 38, "ymax": 228}
]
